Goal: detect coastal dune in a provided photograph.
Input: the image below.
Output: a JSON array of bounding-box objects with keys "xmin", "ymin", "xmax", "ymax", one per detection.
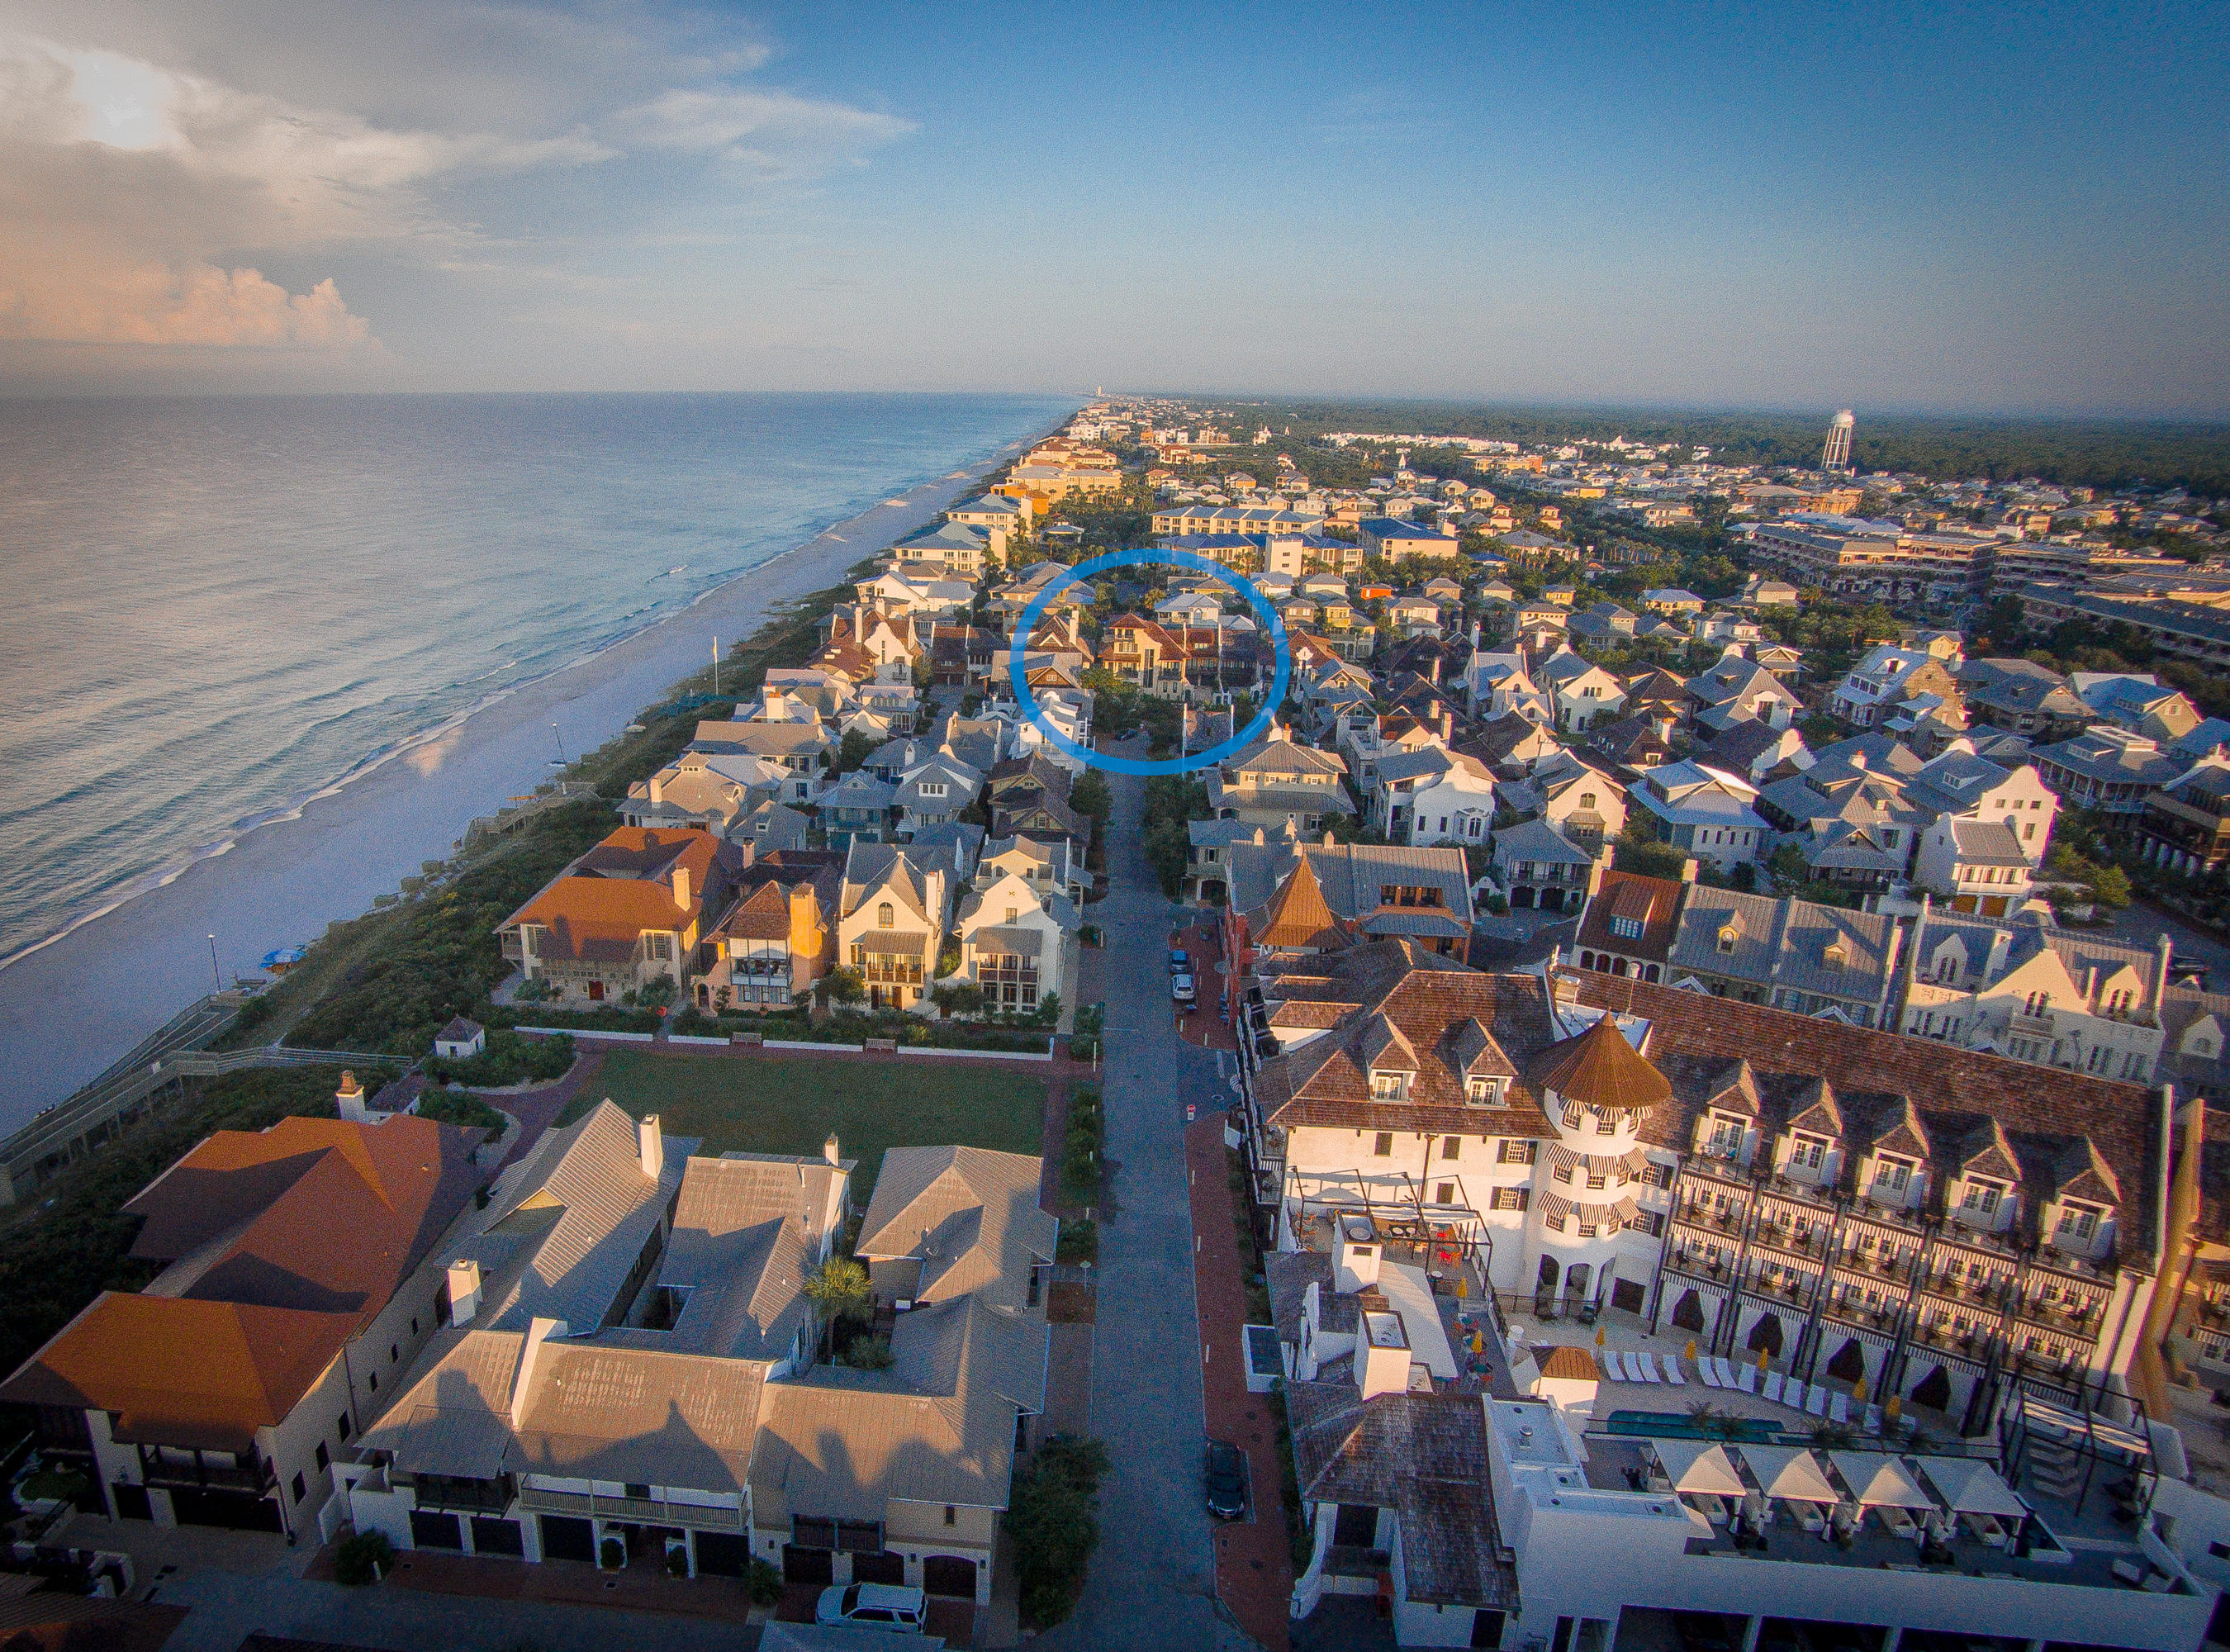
[{"xmin": 0, "ymin": 445, "xmax": 1036, "ymax": 1127}]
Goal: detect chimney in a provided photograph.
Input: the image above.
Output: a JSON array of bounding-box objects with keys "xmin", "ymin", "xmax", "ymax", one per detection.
[
  {"xmin": 1335, "ymin": 1232, "xmax": 1383, "ymax": 1293},
  {"xmin": 1428, "ymin": 655, "xmax": 1440, "ymax": 685},
  {"xmin": 1679, "ymin": 857, "xmax": 1700, "ymax": 885},
  {"xmin": 1985, "ymin": 926, "xmax": 2014, "ymax": 983},
  {"xmin": 1357, "ymin": 1308, "xmax": 1414, "ymax": 1402},
  {"xmin": 512, "ymin": 1317, "xmax": 570, "ymax": 1427},
  {"xmin": 638, "ymin": 1113, "xmax": 664, "ymax": 1180},
  {"xmin": 648, "ymin": 771, "xmax": 665, "ymax": 806},
  {"xmin": 823, "ymin": 1132, "xmax": 842, "ymax": 1166},
  {"xmin": 1768, "ymin": 699, "xmax": 1791, "ymax": 730},
  {"xmin": 447, "ymin": 1258, "xmax": 482, "ymax": 1326},
  {"xmin": 1438, "ymin": 704, "xmax": 1454, "ymax": 741},
  {"xmin": 336, "ymin": 1070, "xmax": 367, "ymax": 1123},
  {"xmin": 765, "ymin": 689, "xmax": 786, "ymax": 720},
  {"xmin": 1472, "ymin": 621, "xmax": 1483, "ymax": 648},
  {"xmin": 2152, "ymin": 932, "xmax": 2175, "ymax": 1018}
]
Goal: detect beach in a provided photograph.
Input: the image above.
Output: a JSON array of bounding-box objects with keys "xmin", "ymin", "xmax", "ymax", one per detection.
[{"xmin": 0, "ymin": 439, "xmax": 1037, "ymax": 1128}]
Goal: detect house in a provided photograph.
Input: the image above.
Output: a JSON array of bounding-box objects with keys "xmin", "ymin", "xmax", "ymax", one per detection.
[
  {"xmin": 2032, "ymin": 725, "xmax": 2185, "ymax": 816},
  {"xmin": 1639, "ymin": 589, "xmax": 1704, "ymax": 618},
  {"xmin": 1357, "ymin": 518, "xmax": 1460, "ymax": 560},
  {"xmin": 1701, "ymin": 719, "xmax": 1809, "ymax": 786},
  {"xmin": 2136, "ymin": 757, "xmax": 2230, "ymax": 876},
  {"xmin": 1664, "ymin": 890, "xmax": 1904, "ymax": 1027},
  {"xmin": 4, "ymin": 1113, "xmax": 482, "ymax": 1538},
  {"xmin": 1536, "ymin": 651, "xmax": 1629, "ymax": 733},
  {"xmin": 955, "ymin": 870, "xmax": 1077, "ymax": 1014},
  {"xmin": 1207, "ymin": 729, "xmax": 1355, "ymax": 832},
  {"xmin": 1461, "ymin": 648, "xmax": 1554, "ymax": 725},
  {"xmin": 1223, "ymin": 833, "xmax": 1475, "ymax": 958},
  {"xmin": 1100, "ymin": 613, "xmax": 1190, "ymax": 698},
  {"xmin": 624, "ymin": 750, "xmax": 792, "ymax": 836},
  {"xmin": 1588, "ymin": 712, "xmax": 1678, "ymax": 776},
  {"xmin": 1625, "ymin": 762, "xmax": 1768, "ymax": 870},
  {"xmin": 695, "ymin": 849, "xmax": 844, "ymax": 1012},
  {"xmin": 498, "ymin": 827, "xmax": 746, "ymax": 1004},
  {"xmin": 1694, "ymin": 610, "xmax": 1764, "ymax": 646},
  {"xmin": 1571, "ymin": 866, "xmax": 1695, "ymax": 983},
  {"xmin": 434, "ymin": 1016, "xmax": 486, "ymax": 1061},
  {"xmin": 896, "ymin": 519, "xmax": 999, "ymax": 576},
  {"xmin": 1184, "ymin": 818, "xmax": 1263, "ymax": 904},
  {"xmin": 1958, "ymin": 658, "xmax": 2093, "ymax": 742},
  {"xmin": 1498, "ymin": 752, "xmax": 1626, "ymax": 849},
  {"xmin": 1491, "ymin": 818, "xmax": 1601, "ymax": 913},
  {"xmin": 1685, "ymin": 655, "xmax": 1799, "ymax": 738},
  {"xmin": 1459, "ymin": 712, "xmax": 1564, "ymax": 777},
  {"xmin": 892, "ymin": 753, "xmax": 985, "ymax": 838},
  {"xmin": 983, "ymin": 834, "xmax": 1089, "ymax": 907},
  {"xmin": 734, "ymin": 800, "xmax": 812, "ymax": 854},
  {"xmin": 1756, "ymin": 753, "xmax": 1929, "ymax": 891},
  {"xmin": 690, "ymin": 720, "xmax": 831, "ymax": 802},
  {"xmin": 1829, "ymin": 645, "xmax": 1961, "ymax": 729},
  {"xmin": 1912, "ymin": 818, "xmax": 2038, "ymax": 914},
  {"xmin": 1568, "ymin": 603, "xmax": 1637, "ymax": 643},
  {"xmin": 837, "ymin": 843, "xmax": 951, "ymax": 1012},
  {"xmin": 819, "ymin": 770, "xmax": 898, "ymax": 845},
  {"xmin": 1376, "ymin": 748, "xmax": 1498, "ymax": 846},
  {"xmin": 1732, "ymin": 574, "xmax": 1801, "ymax": 609}
]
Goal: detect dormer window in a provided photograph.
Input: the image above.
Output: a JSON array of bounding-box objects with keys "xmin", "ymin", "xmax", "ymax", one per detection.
[
  {"xmin": 1717, "ymin": 923, "xmax": 1740, "ymax": 956},
  {"xmin": 1959, "ymin": 1179, "xmax": 2003, "ymax": 1217},
  {"xmin": 1789, "ymin": 1135, "xmax": 1827, "ymax": 1173},
  {"xmin": 1823, "ymin": 940, "xmax": 1848, "ymax": 971},
  {"xmin": 1873, "ymin": 1156, "xmax": 1912, "ymax": 1196},
  {"xmin": 1466, "ymin": 1078, "xmax": 1502, "ymax": 1106},
  {"xmin": 1611, "ymin": 914, "xmax": 1644, "ymax": 940},
  {"xmin": 2057, "ymin": 1203, "xmax": 2101, "ymax": 1243},
  {"xmin": 1370, "ymin": 1070, "xmax": 1410, "ymax": 1100},
  {"xmin": 1705, "ymin": 1115, "xmax": 1744, "ymax": 1158}
]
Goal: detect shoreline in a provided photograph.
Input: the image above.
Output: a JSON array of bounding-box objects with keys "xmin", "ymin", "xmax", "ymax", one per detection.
[{"xmin": 0, "ymin": 417, "xmax": 1065, "ymax": 1128}]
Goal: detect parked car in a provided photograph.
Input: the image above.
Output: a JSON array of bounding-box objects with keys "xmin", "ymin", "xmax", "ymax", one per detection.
[
  {"xmin": 1170, "ymin": 948, "xmax": 1189, "ymax": 973},
  {"xmin": 1171, "ymin": 971, "xmax": 1197, "ymax": 1004},
  {"xmin": 815, "ymin": 1582, "xmax": 927, "ymax": 1632},
  {"xmin": 1206, "ymin": 1441, "xmax": 1247, "ymax": 1520}
]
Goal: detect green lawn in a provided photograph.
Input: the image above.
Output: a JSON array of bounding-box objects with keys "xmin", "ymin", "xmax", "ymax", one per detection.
[{"xmin": 568, "ymin": 1050, "xmax": 1049, "ymax": 1200}]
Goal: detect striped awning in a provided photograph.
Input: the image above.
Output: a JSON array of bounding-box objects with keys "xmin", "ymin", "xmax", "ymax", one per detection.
[
  {"xmin": 1546, "ymin": 1142, "xmax": 1654, "ymax": 1180},
  {"xmin": 1538, "ymin": 1191, "xmax": 1641, "ymax": 1228}
]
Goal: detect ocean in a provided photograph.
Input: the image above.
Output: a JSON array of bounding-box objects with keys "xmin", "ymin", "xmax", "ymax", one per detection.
[{"xmin": 0, "ymin": 392, "xmax": 1073, "ymax": 974}]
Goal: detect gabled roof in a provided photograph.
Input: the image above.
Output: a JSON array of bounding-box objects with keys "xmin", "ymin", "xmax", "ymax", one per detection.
[{"xmin": 855, "ymin": 1146, "xmax": 1056, "ymax": 1316}]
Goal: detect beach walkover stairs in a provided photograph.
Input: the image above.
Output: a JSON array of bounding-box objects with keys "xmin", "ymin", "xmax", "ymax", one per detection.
[{"xmin": 0, "ymin": 992, "xmax": 386, "ymax": 1206}]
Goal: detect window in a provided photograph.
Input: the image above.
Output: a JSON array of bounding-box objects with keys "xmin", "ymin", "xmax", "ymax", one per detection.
[
  {"xmin": 1578, "ymin": 1223, "xmax": 1600, "ymax": 1238},
  {"xmin": 1610, "ymin": 914, "xmax": 1644, "ymax": 940},
  {"xmin": 292, "ymin": 1472, "xmax": 306, "ymax": 1503},
  {"xmin": 1594, "ymin": 1113, "xmax": 1616, "ymax": 1136},
  {"xmin": 945, "ymin": 1506, "xmax": 957, "ymax": 1527},
  {"xmin": 1373, "ymin": 1132, "xmax": 1393, "ymax": 1157},
  {"xmin": 1876, "ymin": 1158, "xmax": 1911, "ymax": 1194},
  {"xmin": 1553, "ymin": 1163, "xmax": 1573, "ymax": 1184},
  {"xmin": 1370, "ymin": 1071, "xmax": 1407, "ymax": 1099},
  {"xmin": 1442, "ymin": 1136, "xmax": 1462, "ymax": 1161},
  {"xmin": 390, "ymin": 1344, "xmax": 399, "ymax": 1364},
  {"xmin": 1585, "ymin": 1174, "xmax": 1606, "ymax": 1191},
  {"xmin": 1492, "ymin": 1187, "xmax": 1529, "ymax": 1211},
  {"xmin": 877, "ymin": 902, "xmax": 894, "ymax": 928},
  {"xmin": 1497, "ymin": 1139, "xmax": 1535, "ymax": 1165},
  {"xmin": 316, "ymin": 1442, "xmax": 330, "ymax": 1471},
  {"xmin": 1716, "ymin": 924, "xmax": 1739, "ymax": 955},
  {"xmin": 1466, "ymin": 1078, "xmax": 1499, "ymax": 1105},
  {"xmin": 1791, "ymin": 1137, "xmax": 1825, "ymax": 1172},
  {"xmin": 918, "ymin": 781, "xmax": 947, "ymax": 798},
  {"xmin": 338, "ymin": 1412, "xmax": 352, "ymax": 1442},
  {"xmin": 1961, "ymin": 1180, "xmax": 2001, "ymax": 1216},
  {"xmin": 368, "ymin": 1372, "xmax": 377, "ymax": 1393},
  {"xmin": 1435, "ymin": 1183, "xmax": 1455, "ymax": 1204},
  {"xmin": 2062, "ymin": 1205, "xmax": 2100, "ymax": 1241}
]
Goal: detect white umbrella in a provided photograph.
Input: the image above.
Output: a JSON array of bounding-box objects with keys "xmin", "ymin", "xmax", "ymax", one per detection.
[
  {"xmin": 1914, "ymin": 1457, "xmax": 2028, "ymax": 1519},
  {"xmin": 1736, "ymin": 1445, "xmax": 1839, "ymax": 1506},
  {"xmin": 1650, "ymin": 1439, "xmax": 1748, "ymax": 1498},
  {"xmin": 1829, "ymin": 1451, "xmax": 1937, "ymax": 1511}
]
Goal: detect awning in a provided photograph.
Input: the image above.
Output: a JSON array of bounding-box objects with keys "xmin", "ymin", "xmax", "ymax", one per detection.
[
  {"xmin": 1829, "ymin": 1451, "xmax": 1938, "ymax": 1510},
  {"xmin": 1649, "ymin": 1440, "xmax": 1748, "ymax": 1498},
  {"xmin": 1735, "ymin": 1445, "xmax": 1839, "ymax": 1506},
  {"xmin": 1914, "ymin": 1457, "xmax": 2027, "ymax": 1518},
  {"xmin": 858, "ymin": 934, "xmax": 928, "ymax": 954}
]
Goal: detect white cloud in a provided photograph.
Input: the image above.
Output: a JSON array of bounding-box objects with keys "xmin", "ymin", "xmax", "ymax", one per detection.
[
  {"xmin": 619, "ymin": 86, "xmax": 913, "ymax": 177},
  {"xmin": 0, "ymin": 262, "xmax": 373, "ymax": 347}
]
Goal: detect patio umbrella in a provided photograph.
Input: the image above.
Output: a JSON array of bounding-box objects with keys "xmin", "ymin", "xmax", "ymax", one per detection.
[
  {"xmin": 1914, "ymin": 1458, "xmax": 2027, "ymax": 1519},
  {"xmin": 1829, "ymin": 1452, "xmax": 1937, "ymax": 1511},
  {"xmin": 1651, "ymin": 1440, "xmax": 1748, "ymax": 1498},
  {"xmin": 1736, "ymin": 1446, "xmax": 1839, "ymax": 1507}
]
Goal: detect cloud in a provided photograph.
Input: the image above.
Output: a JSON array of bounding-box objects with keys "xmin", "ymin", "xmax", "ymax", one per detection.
[
  {"xmin": 0, "ymin": 262, "xmax": 372, "ymax": 347},
  {"xmin": 619, "ymin": 86, "xmax": 913, "ymax": 177}
]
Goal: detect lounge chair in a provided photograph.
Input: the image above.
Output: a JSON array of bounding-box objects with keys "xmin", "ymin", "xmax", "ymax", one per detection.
[
  {"xmin": 1862, "ymin": 1403, "xmax": 1884, "ymax": 1436},
  {"xmin": 1636, "ymin": 1353, "xmax": 1663, "ymax": 1383},
  {"xmin": 1762, "ymin": 1371, "xmax": 1785, "ymax": 1404},
  {"xmin": 1965, "ymin": 1512, "xmax": 2007, "ymax": 1546},
  {"xmin": 1736, "ymin": 1364, "xmax": 1758, "ymax": 1395},
  {"xmin": 1606, "ymin": 1351, "xmax": 1632, "ymax": 1381},
  {"xmin": 1661, "ymin": 1355, "xmax": 1686, "ymax": 1386},
  {"xmin": 1700, "ymin": 1360, "xmax": 1723, "ymax": 1389},
  {"xmin": 1829, "ymin": 1392, "xmax": 1851, "ymax": 1425},
  {"xmin": 1805, "ymin": 1384, "xmax": 1830, "ymax": 1417},
  {"xmin": 1691, "ymin": 1492, "xmax": 1729, "ymax": 1525}
]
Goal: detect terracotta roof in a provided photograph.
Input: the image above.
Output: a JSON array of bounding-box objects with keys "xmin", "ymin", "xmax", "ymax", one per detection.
[
  {"xmin": 717, "ymin": 880, "xmax": 794, "ymax": 942},
  {"xmin": 1537, "ymin": 1344, "xmax": 1601, "ymax": 1383},
  {"xmin": 1526, "ymin": 1016, "xmax": 1673, "ymax": 1113},
  {"xmin": 1253, "ymin": 857, "xmax": 1350, "ymax": 952}
]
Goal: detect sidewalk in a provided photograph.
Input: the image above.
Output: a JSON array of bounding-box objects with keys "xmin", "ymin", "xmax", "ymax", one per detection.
[
  {"xmin": 1185, "ymin": 1115, "xmax": 1292, "ymax": 1650},
  {"xmin": 1173, "ymin": 917, "xmax": 1237, "ymax": 1052}
]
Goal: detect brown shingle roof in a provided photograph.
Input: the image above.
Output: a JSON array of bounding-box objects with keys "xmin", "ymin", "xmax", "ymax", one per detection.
[
  {"xmin": 1254, "ymin": 856, "xmax": 1350, "ymax": 952},
  {"xmin": 1572, "ymin": 871, "xmax": 1687, "ymax": 964},
  {"xmin": 1526, "ymin": 1016, "xmax": 1673, "ymax": 1113}
]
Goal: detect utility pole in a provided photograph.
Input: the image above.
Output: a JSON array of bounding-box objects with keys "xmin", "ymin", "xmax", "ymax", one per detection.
[
  {"xmin": 712, "ymin": 636, "xmax": 719, "ymax": 699},
  {"xmin": 206, "ymin": 934, "xmax": 221, "ymax": 995}
]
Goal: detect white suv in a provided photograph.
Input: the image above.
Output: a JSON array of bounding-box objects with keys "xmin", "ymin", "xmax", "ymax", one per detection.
[{"xmin": 815, "ymin": 1581, "xmax": 928, "ymax": 1633}]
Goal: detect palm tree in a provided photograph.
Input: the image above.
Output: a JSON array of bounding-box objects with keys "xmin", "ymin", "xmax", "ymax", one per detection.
[{"xmin": 804, "ymin": 1257, "xmax": 871, "ymax": 1328}]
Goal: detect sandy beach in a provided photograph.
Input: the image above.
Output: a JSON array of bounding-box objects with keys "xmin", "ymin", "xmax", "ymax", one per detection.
[{"xmin": 0, "ymin": 436, "xmax": 1041, "ymax": 1129}]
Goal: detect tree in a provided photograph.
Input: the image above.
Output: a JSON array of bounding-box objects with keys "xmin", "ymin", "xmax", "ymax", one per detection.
[
  {"xmin": 1613, "ymin": 821, "xmax": 1686, "ymax": 880},
  {"xmin": 804, "ymin": 1256, "xmax": 871, "ymax": 1325},
  {"xmin": 932, "ymin": 981, "xmax": 986, "ymax": 1019},
  {"xmin": 1069, "ymin": 771, "xmax": 1112, "ymax": 832},
  {"xmin": 836, "ymin": 729, "xmax": 875, "ymax": 773},
  {"xmin": 823, "ymin": 966, "xmax": 866, "ymax": 1007}
]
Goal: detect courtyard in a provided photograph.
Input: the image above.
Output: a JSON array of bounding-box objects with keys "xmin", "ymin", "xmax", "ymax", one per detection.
[{"xmin": 565, "ymin": 1047, "xmax": 1050, "ymax": 1198}]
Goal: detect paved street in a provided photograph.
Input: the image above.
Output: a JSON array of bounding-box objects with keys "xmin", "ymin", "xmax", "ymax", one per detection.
[{"xmin": 1042, "ymin": 749, "xmax": 1247, "ymax": 1652}]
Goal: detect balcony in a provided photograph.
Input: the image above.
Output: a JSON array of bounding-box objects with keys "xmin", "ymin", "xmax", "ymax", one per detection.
[
  {"xmin": 517, "ymin": 1485, "xmax": 745, "ymax": 1531},
  {"xmin": 137, "ymin": 1452, "xmax": 274, "ymax": 1494},
  {"xmin": 395, "ymin": 1474, "xmax": 515, "ymax": 1515},
  {"xmin": 2014, "ymin": 1298, "xmax": 2100, "ymax": 1340}
]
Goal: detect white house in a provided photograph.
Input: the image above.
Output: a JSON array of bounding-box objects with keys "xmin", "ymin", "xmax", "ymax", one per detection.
[{"xmin": 954, "ymin": 869, "xmax": 1077, "ymax": 1015}]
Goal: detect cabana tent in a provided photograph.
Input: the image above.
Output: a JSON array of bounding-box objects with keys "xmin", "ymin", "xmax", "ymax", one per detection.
[
  {"xmin": 1649, "ymin": 1440, "xmax": 1748, "ymax": 1498},
  {"xmin": 1914, "ymin": 1457, "xmax": 2027, "ymax": 1519},
  {"xmin": 1737, "ymin": 1445, "xmax": 1839, "ymax": 1507},
  {"xmin": 1829, "ymin": 1452, "xmax": 1937, "ymax": 1510}
]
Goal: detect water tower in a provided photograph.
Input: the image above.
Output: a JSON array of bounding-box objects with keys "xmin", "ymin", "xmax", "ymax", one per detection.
[{"xmin": 1822, "ymin": 410, "xmax": 1855, "ymax": 472}]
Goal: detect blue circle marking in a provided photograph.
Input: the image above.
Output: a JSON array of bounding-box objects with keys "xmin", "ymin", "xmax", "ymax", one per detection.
[{"xmin": 1007, "ymin": 548, "xmax": 1292, "ymax": 777}]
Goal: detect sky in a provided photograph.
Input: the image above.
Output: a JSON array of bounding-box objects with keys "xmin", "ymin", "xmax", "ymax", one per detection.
[{"xmin": 0, "ymin": 0, "xmax": 2224, "ymax": 414}]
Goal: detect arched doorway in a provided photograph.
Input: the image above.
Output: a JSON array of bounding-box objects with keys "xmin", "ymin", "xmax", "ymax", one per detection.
[
  {"xmin": 1745, "ymin": 1313, "xmax": 1784, "ymax": 1360},
  {"xmin": 1825, "ymin": 1339, "xmax": 1867, "ymax": 1384},
  {"xmin": 1671, "ymin": 1290, "xmax": 1707, "ymax": 1333},
  {"xmin": 1535, "ymin": 1256, "xmax": 1559, "ymax": 1313},
  {"xmin": 1909, "ymin": 1365, "xmax": 1952, "ymax": 1412},
  {"xmin": 1563, "ymin": 1262, "xmax": 1592, "ymax": 1310}
]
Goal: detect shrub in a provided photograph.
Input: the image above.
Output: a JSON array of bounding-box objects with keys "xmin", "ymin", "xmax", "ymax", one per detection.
[
  {"xmin": 1056, "ymin": 1218, "xmax": 1098, "ymax": 1265},
  {"xmin": 1010, "ymin": 1433, "xmax": 1108, "ymax": 1629},
  {"xmin": 334, "ymin": 1531, "xmax": 394, "ymax": 1585},
  {"xmin": 600, "ymin": 1536, "xmax": 625, "ymax": 1570},
  {"xmin": 415, "ymin": 1089, "xmax": 506, "ymax": 1134},
  {"xmin": 840, "ymin": 1333, "xmax": 895, "ymax": 1370},
  {"xmin": 665, "ymin": 1546, "xmax": 689, "ymax": 1578},
  {"xmin": 746, "ymin": 1558, "xmax": 783, "ymax": 1605}
]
